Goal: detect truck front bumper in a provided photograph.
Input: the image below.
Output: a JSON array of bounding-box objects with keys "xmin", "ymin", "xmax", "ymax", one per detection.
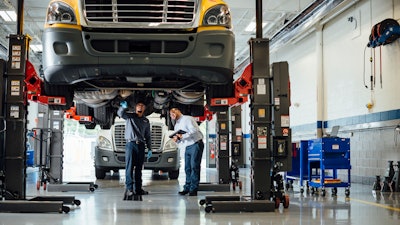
[
  {"xmin": 42, "ymin": 28, "xmax": 234, "ymax": 86},
  {"xmin": 94, "ymin": 147, "xmax": 180, "ymax": 172}
]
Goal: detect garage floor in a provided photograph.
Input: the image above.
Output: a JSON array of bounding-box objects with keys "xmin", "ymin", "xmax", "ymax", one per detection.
[{"xmin": 1, "ymin": 164, "xmax": 399, "ymax": 225}]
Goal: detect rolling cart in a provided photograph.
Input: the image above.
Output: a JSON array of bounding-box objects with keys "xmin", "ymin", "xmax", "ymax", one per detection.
[{"xmin": 307, "ymin": 137, "xmax": 351, "ymax": 197}]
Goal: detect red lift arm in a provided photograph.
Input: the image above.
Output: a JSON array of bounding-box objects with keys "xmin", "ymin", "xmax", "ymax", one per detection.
[
  {"xmin": 24, "ymin": 60, "xmax": 93, "ymax": 123},
  {"xmin": 194, "ymin": 105, "xmax": 214, "ymax": 122},
  {"xmin": 64, "ymin": 106, "xmax": 93, "ymax": 123},
  {"xmin": 209, "ymin": 63, "xmax": 252, "ymax": 108},
  {"xmin": 25, "ymin": 60, "xmax": 66, "ymax": 106},
  {"xmin": 194, "ymin": 64, "xmax": 253, "ymax": 123}
]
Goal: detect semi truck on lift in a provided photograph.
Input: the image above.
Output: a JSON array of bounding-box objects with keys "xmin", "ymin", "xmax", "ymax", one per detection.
[
  {"xmin": 41, "ymin": 0, "xmax": 235, "ymax": 129},
  {"xmin": 94, "ymin": 115, "xmax": 180, "ymax": 180}
]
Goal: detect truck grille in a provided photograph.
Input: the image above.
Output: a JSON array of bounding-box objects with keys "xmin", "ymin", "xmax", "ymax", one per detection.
[
  {"xmin": 114, "ymin": 124, "xmax": 163, "ymax": 152},
  {"xmin": 84, "ymin": 0, "xmax": 196, "ymax": 24}
]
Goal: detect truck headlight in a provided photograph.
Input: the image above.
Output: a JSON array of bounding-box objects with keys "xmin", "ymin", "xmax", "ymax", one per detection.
[
  {"xmin": 203, "ymin": 5, "xmax": 231, "ymax": 28},
  {"xmin": 46, "ymin": 2, "xmax": 77, "ymax": 25},
  {"xmin": 163, "ymin": 139, "xmax": 178, "ymax": 153},
  {"xmin": 97, "ymin": 136, "xmax": 112, "ymax": 149}
]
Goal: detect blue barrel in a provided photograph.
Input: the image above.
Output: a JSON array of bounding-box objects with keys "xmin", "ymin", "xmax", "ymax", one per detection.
[{"xmin": 26, "ymin": 149, "xmax": 34, "ymax": 167}]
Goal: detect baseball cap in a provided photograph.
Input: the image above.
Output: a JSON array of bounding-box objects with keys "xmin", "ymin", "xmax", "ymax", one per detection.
[{"xmin": 136, "ymin": 99, "xmax": 146, "ymax": 106}]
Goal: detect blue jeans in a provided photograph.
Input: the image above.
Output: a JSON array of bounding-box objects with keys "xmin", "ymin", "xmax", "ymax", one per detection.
[
  {"xmin": 125, "ymin": 141, "xmax": 145, "ymax": 193},
  {"xmin": 183, "ymin": 141, "xmax": 204, "ymax": 192}
]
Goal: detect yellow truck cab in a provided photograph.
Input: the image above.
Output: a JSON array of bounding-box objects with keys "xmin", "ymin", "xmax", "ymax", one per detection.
[{"xmin": 42, "ymin": 0, "xmax": 234, "ymax": 129}]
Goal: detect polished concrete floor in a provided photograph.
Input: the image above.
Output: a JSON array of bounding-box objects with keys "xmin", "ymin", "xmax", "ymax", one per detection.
[
  {"xmin": 1, "ymin": 133, "xmax": 399, "ymax": 224},
  {"xmin": 0, "ymin": 162, "xmax": 399, "ymax": 225}
]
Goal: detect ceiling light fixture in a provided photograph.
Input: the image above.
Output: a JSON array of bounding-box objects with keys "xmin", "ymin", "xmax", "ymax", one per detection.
[
  {"xmin": 0, "ymin": 10, "xmax": 17, "ymax": 22},
  {"xmin": 30, "ymin": 44, "xmax": 43, "ymax": 52},
  {"xmin": 244, "ymin": 21, "xmax": 268, "ymax": 33}
]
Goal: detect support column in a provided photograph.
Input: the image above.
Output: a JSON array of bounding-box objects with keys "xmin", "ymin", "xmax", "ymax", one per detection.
[{"xmin": 316, "ymin": 26, "xmax": 325, "ymax": 137}]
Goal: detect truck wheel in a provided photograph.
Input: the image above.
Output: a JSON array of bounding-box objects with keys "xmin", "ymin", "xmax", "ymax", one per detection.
[
  {"xmin": 94, "ymin": 105, "xmax": 115, "ymax": 129},
  {"xmin": 76, "ymin": 102, "xmax": 90, "ymax": 116},
  {"xmin": 168, "ymin": 170, "xmax": 179, "ymax": 180},
  {"xmin": 85, "ymin": 122, "xmax": 97, "ymax": 129},
  {"xmin": 95, "ymin": 168, "xmax": 107, "ymax": 179}
]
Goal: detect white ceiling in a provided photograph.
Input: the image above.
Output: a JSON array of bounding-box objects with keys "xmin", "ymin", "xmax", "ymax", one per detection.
[{"xmin": 0, "ymin": 0, "xmax": 315, "ymax": 70}]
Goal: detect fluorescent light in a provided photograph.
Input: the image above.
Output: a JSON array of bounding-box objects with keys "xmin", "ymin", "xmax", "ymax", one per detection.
[
  {"xmin": 0, "ymin": 10, "xmax": 17, "ymax": 22},
  {"xmin": 245, "ymin": 22, "xmax": 256, "ymax": 32},
  {"xmin": 244, "ymin": 21, "xmax": 268, "ymax": 32},
  {"xmin": 30, "ymin": 44, "xmax": 43, "ymax": 52}
]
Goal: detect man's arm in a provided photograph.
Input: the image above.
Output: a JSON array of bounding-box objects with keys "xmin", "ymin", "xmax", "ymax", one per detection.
[
  {"xmin": 117, "ymin": 106, "xmax": 129, "ymax": 120},
  {"xmin": 144, "ymin": 121, "xmax": 152, "ymax": 150},
  {"xmin": 117, "ymin": 101, "xmax": 130, "ymax": 119}
]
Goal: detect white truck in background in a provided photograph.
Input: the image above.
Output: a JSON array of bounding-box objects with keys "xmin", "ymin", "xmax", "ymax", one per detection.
[{"xmin": 94, "ymin": 114, "xmax": 180, "ymax": 179}]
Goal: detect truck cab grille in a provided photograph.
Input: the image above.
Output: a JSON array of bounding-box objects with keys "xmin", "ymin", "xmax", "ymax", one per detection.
[
  {"xmin": 84, "ymin": 0, "xmax": 196, "ymax": 24},
  {"xmin": 114, "ymin": 124, "xmax": 163, "ymax": 152}
]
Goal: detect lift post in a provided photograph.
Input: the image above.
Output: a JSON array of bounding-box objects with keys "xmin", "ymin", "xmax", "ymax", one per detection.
[
  {"xmin": 198, "ymin": 111, "xmax": 231, "ymax": 192},
  {"xmin": 230, "ymin": 105, "xmax": 244, "ymax": 191},
  {"xmin": 248, "ymin": 38, "xmax": 274, "ymax": 202},
  {"xmin": 26, "ymin": 86, "xmax": 97, "ymax": 198},
  {"xmin": 2, "ymin": 35, "xmax": 30, "ymax": 200},
  {"xmin": 0, "ymin": 35, "xmax": 69, "ymax": 213},
  {"xmin": 0, "ymin": 0, "xmax": 80, "ymax": 212},
  {"xmin": 200, "ymin": 39, "xmax": 292, "ymax": 213}
]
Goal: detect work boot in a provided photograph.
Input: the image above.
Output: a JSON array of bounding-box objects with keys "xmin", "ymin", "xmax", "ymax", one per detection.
[
  {"xmin": 123, "ymin": 189, "xmax": 134, "ymax": 200},
  {"xmin": 178, "ymin": 190, "xmax": 189, "ymax": 195},
  {"xmin": 138, "ymin": 189, "xmax": 149, "ymax": 195},
  {"xmin": 133, "ymin": 193, "xmax": 143, "ymax": 201}
]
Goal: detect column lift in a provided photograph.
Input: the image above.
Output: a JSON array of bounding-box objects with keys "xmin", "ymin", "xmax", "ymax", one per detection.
[
  {"xmin": 1, "ymin": 0, "xmax": 290, "ymax": 213},
  {"xmin": 199, "ymin": 42, "xmax": 292, "ymax": 213},
  {"xmin": 0, "ymin": 40, "xmax": 96, "ymax": 214},
  {"xmin": 198, "ymin": 0, "xmax": 292, "ymax": 212},
  {"xmin": 0, "ymin": 0, "xmax": 90, "ymax": 213}
]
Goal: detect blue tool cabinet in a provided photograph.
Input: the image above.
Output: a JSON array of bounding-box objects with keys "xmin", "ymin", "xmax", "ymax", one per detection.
[{"xmin": 307, "ymin": 137, "xmax": 351, "ymax": 197}]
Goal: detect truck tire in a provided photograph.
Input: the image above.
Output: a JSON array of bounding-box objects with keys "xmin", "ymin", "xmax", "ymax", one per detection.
[
  {"xmin": 85, "ymin": 123, "xmax": 97, "ymax": 129},
  {"xmin": 95, "ymin": 167, "xmax": 107, "ymax": 179},
  {"xmin": 168, "ymin": 170, "xmax": 179, "ymax": 180},
  {"xmin": 94, "ymin": 105, "xmax": 115, "ymax": 129}
]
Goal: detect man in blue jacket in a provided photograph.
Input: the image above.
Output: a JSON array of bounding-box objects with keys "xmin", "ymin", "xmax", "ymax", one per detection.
[{"xmin": 118, "ymin": 100, "xmax": 152, "ymax": 200}]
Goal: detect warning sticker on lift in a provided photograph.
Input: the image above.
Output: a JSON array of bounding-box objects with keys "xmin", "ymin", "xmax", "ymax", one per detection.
[
  {"xmin": 11, "ymin": 80, "xmax": 20, "ymax": 96},
  {"xmin": 220, "ymin": 135, "xmax": 228, "ymax": 150},
  {"xmin": 281, "ymin": 115, "xmax": 290, "ymax": 127},
  {"xmin": 282, "ymin": 128, "xmax": 289, "ymax": 136},
  {"xmin": 10, "ymin": 105, "xmax": 19, "ymax": 118},
  {"xmin": 258, "ymin": 136, "xmax": 267, "ymax": 149}
]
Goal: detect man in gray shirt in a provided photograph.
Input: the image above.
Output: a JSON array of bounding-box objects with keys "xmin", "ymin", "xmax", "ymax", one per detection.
[{"xmin": 118, "ymin": 100, "xmax": 152, "ymax": 200}]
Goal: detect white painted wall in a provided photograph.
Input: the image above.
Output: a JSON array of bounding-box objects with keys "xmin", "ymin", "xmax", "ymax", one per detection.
[
  {"xmin": 267, "ymin": 0, "xmax": 400, "ymax": 183},
  {"xmin": 271, "ymin": 0, "xmax": 400, "ymax": 124},
  {"xmin": 213, "ymin": 0, "xmax": 400, "ymax": 180},
  {"xmin": 273, "ymin": 33, "xmax": 318, "ymax": 126}
]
